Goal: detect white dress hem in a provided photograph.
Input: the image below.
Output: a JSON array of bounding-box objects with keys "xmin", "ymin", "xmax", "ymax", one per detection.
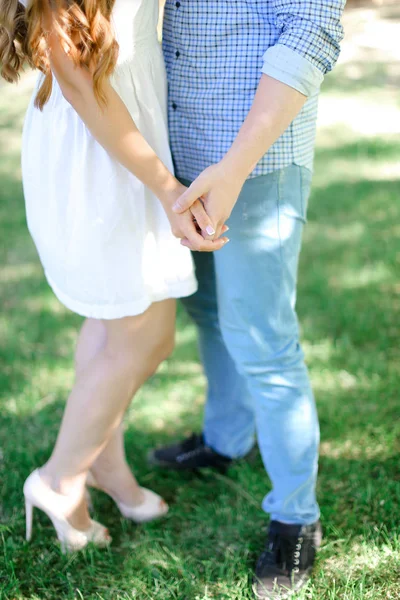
[{"xmin": 46, "ymin": 272, "xmax": 198, "ymax": 320}]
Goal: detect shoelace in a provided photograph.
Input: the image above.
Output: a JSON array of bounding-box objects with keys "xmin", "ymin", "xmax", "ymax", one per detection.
[
  {"xmin": 280, "ymin": 534, "xmax": 304, "ymax": 574},
  {"xmin": 259, "ymin": 532, "xmax": 305, "ymax": 575}
]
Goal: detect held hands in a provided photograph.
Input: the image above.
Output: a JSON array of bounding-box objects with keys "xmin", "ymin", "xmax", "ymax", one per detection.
[
  {"xmin": 160, "ymin": 181, "xmax": 229, "ymax": 252},
  {"xmin": 172, "ymin": 162, "xmax": 246, "ymax": 244}
]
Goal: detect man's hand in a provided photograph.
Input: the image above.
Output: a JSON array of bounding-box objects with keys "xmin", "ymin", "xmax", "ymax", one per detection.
[
  {"xmin": 172, "ymin": 162, "xmax": 245, "ymax": 241},
  {"xmin": 172, "ymin": 75, "xmax": 308, "ymax": 243},
  {"xmin": 160, "ymin": 182, "xmax": 229, "ymax": 252}
]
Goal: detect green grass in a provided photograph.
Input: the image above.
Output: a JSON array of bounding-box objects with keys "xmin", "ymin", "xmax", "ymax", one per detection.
[{"xmin": 1, "ymin": 45, "xmax": 400, "ymax": 600}]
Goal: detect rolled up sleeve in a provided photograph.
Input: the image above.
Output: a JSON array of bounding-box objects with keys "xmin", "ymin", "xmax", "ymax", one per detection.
[{"xmin": 262, "ymin": 0, "xmax": 346, "ymax": 97}]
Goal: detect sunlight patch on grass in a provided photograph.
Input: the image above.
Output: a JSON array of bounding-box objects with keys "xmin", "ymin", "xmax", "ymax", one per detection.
[
  {"xmin": 303, "ymin": 342, "xmax": 383, "ymax": 393},
  {"xmin": 303, "ymin": 340, "xmax": 335, "ymax": 363},
  {"xmin": 0, "ymin": 315, "xmax": 12, "ymax": 339},
  {"xmin": 304, "ymin": 222, "xmax": 365, "ymax": 245},
  {"xmin": 28, "ymin": 364, "xmax": 73, "ymax": 393},
  {"xmin": 23, "ymin": 293, "xmax": 72, "ymax": 315},
  {"xmin": 158, "ymin": 360, "xmax": 203, "ymax": 375},
  {"xmin": 175, "ymin": 323, "xmax": 198, "ymax": 346},
  {"xmin": 329, "ymin": 263, "xmax": 392, "ymax": 289},
  {"xmin": 324, "ymin": 536, "xmax": 400, "ymax": 578},
  {"xmin": 311, "ymin": 368, "xmax": 374, "ymax": 396},
  {"xmin": 320, "ymin": 438, "xmax": 388, "ymax": 460},
  {"xmin": 0, "ymin": 262, "xmax": 41, "ymax": 283},
  {"xmin": 124, "ymin": 378, "xmax": 206, "ymax": 436},
  {"xmin": 132, "ymin": 381, "xmax": 205, "ymax": 420}
]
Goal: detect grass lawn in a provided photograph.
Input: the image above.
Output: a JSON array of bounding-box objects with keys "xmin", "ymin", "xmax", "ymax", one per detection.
[{"xmin": 1, "ymin": 6, "xmax": 400, "ymax": 600}]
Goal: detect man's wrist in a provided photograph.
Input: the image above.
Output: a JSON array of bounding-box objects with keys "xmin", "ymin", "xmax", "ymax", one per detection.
[{"xmin": 219, "ymin": 152, "xmax": 252, "ymax": 184}]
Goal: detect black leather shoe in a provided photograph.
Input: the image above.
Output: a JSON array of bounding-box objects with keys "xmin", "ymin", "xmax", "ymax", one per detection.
[
  {"xmin": 147, "ymin": 433, "xmax": 233, "ymax": 473},
  {"xmin": 253, "ymin": 520, "xmax": 322, "ymax": 599}
]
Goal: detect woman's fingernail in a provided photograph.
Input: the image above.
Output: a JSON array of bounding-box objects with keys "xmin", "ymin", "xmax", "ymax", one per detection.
[
  {"xmin": 173, "ymin": 202, "xmax": 181, "ymax": 211},
  {"xmin": 206, "ymin": 226, "xmax": 216, "ymax": 236},
  {"xmin": 224, "ymin": 238, "xmax": 230, "ymax": 244}
]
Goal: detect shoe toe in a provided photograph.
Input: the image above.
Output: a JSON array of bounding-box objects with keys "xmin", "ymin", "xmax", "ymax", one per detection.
[
  {"xmin": 118, "ymin": 488, "xmax": 169, "ymax": 523},
  {"xmin": 88, "ymin": 520, "xmax": 112, "ymax": 547},
  {"xmin": 140, "ymin": 488, "xmax": 169, "ymax": 521}
]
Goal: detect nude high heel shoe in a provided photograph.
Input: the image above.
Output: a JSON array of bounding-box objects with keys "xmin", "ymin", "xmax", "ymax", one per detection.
[
  {"xmin": 24, "ymin": 470, "xmax": 112, "ymax": 552},
  {"xmin": 86, "ymin": 472, "xmax": 169, "ymax": 524}
]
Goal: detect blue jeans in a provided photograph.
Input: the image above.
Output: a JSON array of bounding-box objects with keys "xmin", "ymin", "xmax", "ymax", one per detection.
[{"xmin": 180, "ymin": 165, "xmax": 320, "ymax": 525}]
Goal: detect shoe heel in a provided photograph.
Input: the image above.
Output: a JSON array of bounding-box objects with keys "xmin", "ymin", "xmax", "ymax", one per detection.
[
  {"xmin": 23, "ymin": 469, "xmax": 110, "ymax": 552},
  {"xmin": 25, "ymin": 500, "xmax": 34, "ymax": 541}
]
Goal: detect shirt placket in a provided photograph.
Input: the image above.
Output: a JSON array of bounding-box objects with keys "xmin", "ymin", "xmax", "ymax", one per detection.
[{"xmin": 170, "ymin": 0, "xmax": 182, "ymax": 113}]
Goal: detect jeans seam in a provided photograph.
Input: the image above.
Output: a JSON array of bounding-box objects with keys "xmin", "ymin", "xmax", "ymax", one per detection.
[{"xmin": 277, "ymin": 169, "xmax": 285, "ymax": 331}]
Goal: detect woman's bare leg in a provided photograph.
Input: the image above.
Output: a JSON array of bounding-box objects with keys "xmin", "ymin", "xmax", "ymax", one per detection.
[
  {"xmin": 74, "ymin": 319, "xmax": 107, "ymax": 374},
  {"xmin": 90, "ymin": 426, "xmax": 146, "ymax": 505},
  {"xmin": 74, "ymin": 319, "xmax": 149, "ymax": 506},
  {"xmin": 40, "ymin": 300, "xmax": 176, "ymax": 529}
]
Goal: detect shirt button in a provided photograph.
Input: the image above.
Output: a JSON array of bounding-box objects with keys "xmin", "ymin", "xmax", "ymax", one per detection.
[
  {"xmin": 176, "ymin": 1, "xmax": 180, "ymax": 7},
  {"xmin": 175, "ymin": 50, "xmax": 180, "ymax": 58},
  {"xmin": 172, "ymin": 102, "xmax": 177, "ymax": 110}
]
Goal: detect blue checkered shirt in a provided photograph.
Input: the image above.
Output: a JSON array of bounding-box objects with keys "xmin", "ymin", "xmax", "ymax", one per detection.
[{"xmin": 163, "ymin": 0, "xmax": 345, "ymax": 181}]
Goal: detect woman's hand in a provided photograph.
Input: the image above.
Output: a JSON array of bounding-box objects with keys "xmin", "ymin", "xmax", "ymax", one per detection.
[
  {"xmin": 159, "ymin": 182, "xmax": 230, "ymax": 252},
  {"xmin": 172, "ymin": 162, "xmax": 245, "ymax": 241}
]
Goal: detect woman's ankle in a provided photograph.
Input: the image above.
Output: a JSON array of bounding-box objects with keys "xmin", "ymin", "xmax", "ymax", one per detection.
[
  {"xmin": 39, "ymin": 463, "xmax": 87, "ymax": 499},
  {"xmin": 90, "ymin": 463, "xmax": 144, "ymax": 505}
]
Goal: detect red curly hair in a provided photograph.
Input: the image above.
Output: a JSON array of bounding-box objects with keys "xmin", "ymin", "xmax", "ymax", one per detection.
[{"xmin": 0, "ymin": 0, "xmax": 119, "ymax": 109}]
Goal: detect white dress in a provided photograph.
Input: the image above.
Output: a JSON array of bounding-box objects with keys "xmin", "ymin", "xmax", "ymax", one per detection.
[{"xmin": 21, "ymin": 0, "xmax": 197, "ymax": 319}]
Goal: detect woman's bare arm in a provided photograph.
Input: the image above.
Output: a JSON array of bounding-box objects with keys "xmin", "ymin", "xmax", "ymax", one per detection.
[{"xmin": 41, "ymin": 10, "xmax": 224, "ymax": 251}]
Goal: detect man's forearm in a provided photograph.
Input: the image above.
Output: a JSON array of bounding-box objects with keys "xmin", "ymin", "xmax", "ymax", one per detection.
[{"xmin": 222, "ymin": 74, "xmax": 307, "ymax": 181}]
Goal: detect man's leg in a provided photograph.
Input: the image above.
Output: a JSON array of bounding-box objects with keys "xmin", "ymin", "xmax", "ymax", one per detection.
[
  {"xmin": 214, "ymin": 165, "xmax": 320, "ymax": 525},
  {"xmin": 212, "ymin": 166, "xmax": 321, "ymax": 597},
  {"xmin": 149, "ymin": 176, "xmax": 256, "ymax": 464},
  {"xmin": 181, "ymin": 250, "xmax": 255, "ymax": 459}
]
